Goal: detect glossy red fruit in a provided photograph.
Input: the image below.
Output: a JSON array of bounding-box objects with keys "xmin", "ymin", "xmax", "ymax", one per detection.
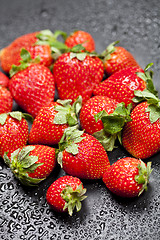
[
  {"xmin": 53, "ymin": 52, "xmax": 104, "ymax": 104},
  {"xmin": 80, "ymin": 95, "xmax": 118, "ymax": 135},
  {"xmin": 122, "ymin": 101, "xmax": 160, "ymax": 159},
  {"xmin": 93, "ymin": 66, "xmax": 145, "ymax": 107},
  {"xmin": 58, "ymin": 127, "xmax": 110, "ymax": 179},
  {"xmin": 0, "ymin": 71, "xmax": 9, "ymax": 87},
  {"xmin": 0, "ymin": 86, "xmax": 13, "ymax": 114},
  {"xmin": 65, "ymin": 30, "xmax": 95, "ymax": 52},
  {"xmin": 29, "ymin": 97, "xmax": 82, "ymax": 145},
  {"xmin": 103, "ymin": 157, "xmax": 152, "ymax": 198},
  {"xmin": 4, "ymin": 145, "xmax": 56, "ymax": 186},
  {"xmin": 102, "ymin": 42, "xmax": 140, "ymax": 76},
  {"xmin": 46, "ymin": 175, "xmax": 87, "ymax": 216},
  {"xmin": 9, "ymin": 64, "xmax": 55, "ymax": 118},
  {"xmin": 0, "ymin": 112, "xmax": 29, "ymax": 158},
  {"xmin": 0, "ymin": 32, "xmax": 53, "ymax": 73}
]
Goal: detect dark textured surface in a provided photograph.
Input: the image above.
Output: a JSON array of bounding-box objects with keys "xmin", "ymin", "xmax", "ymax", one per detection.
[{"xmin": 0, "ymin": 0, "xmax": 160, "ymax": 239}]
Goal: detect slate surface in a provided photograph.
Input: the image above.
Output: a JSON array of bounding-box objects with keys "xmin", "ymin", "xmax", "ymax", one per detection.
[{"xmin": 0, "ymin": 0, "xmax": 160, "ymax": 239}]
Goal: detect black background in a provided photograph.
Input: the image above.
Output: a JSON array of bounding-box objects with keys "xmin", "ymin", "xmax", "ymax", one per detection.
[{"xmin": 0, "ymin": 0, "xmax": 160, "ymax": 239}]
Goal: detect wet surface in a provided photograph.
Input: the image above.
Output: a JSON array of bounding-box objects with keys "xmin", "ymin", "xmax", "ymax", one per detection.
[{"xmin": 0, "ymin": 0, "xmax": 160, "ymax": 239}]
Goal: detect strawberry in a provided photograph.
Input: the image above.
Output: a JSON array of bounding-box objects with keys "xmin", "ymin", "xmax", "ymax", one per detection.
[
  {"xmin": 46, "ymin": 175, "xmax": 87, "ymax": 216},
  {"xmin": 65, "ymin": 30, "xmax": 95, "ymax": 52},
  {"xmin": 122, "ymin": 88, "xmax": 160, "ymax": 159},
  {"xmin": 29, "ymin": 96, "xmax": 82, "ymax": 145},
  {"xmin": 9, "ymin": 49, "xmax": 55, "ymax": 118},
  {"xmin": 57, "ymin": 126, "xmax": 110, "ymax": 179},
  {"xmin": 0, "ymin": 29, "xmax": 67, "ymax": 73},
  {"xmin": 0, "ymin": 111, "xmax": 31, "ymax": 158},
  {"xmin": 53, "ymin": 51, "xmax": 104, "ymax": 104},
  {"xmin": 0, "ymin": 86, "xmax": 13, "ymax": 114},
  {"xmin": 4, "ymin": 145, "xmax": 56, "ymax": 186},
  {"xmin": 93, "ymin": 64, "xmax": 156, "ymax": 108},
  {"xmin": 100, "ymin": 41, "xmax": 141, "ymax": 76},
  {"xmin": 79, "ymin": 95, "xmax": 132, "ymax": 151},
  {"xmin": 103, "ymin": 157, "xmax": 152, "ymax": 198},
  {"xmin": 0, "ymin": 71, "xmax": 9, "ymax": 87}
]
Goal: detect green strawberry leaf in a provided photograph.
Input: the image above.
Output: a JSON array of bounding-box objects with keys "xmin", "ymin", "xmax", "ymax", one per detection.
[
  {"xmin": 54, "ymin": 112, "xmax": 69, "ymax": 124},
  {"xmin": 3, "ymin": 152, "xmax": 11, "ymax": 167},
  {"xmin": 0, "ymin": 113, "xmax": 8, "ymax": 125},
  {"xmin": 20, "ymin": 155, "xmax": 39, "ymax": 169},
  {"xmin": 145, "ymin": 104, "xmax": 160, "ymax": 123},
  {"xmin": 93, "ymin": 129, "xmax": 118, "ymax": 151},
  {"xmin": 66, "ymin": 114, "xmax": 78, "ymax": 127},
  {"xmin": 99, "ymin": 40, "xmax": 120, "ymax": 60},
  {"xmin": 66, "ymin": 143, "xmax": 79, "ymax": 155},
  {"xmin": 135, "ymin": 161, "xmax": 152, "ymax": 196},
  {"xmin": 9, "ymin": 111, "xmax": 23, "ymax": 121},
  {"xmin": 9, "ymin": 48, "xmax": 41, "ymax": 77},
  {"xmin": 61, "ymin": 183, "xmax": 87, "ymax": 216},
  {"xmin": 26, "ymin": 162, "xmax": 44, "ymax": 172},
  {"xmin": 56, "ymin": 99, "xmax": 72, "ymax": 106},
  {"xmin": 17, "ymin": 146, "xmax": 35, "ymax": 163}
]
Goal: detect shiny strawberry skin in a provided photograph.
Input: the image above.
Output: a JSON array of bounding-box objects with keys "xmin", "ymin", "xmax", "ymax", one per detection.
[
  {"xmin": 0, "ymin": 115, "xmax": 29, "ymax": 158},
  {"xmin": 29, "ymin": 102, "xmax": 68, "ymax": 145},
  {"xmin": 104, "ymin": 46, "xmax": 140, "ymax": 76},
  {"xmin": 26, "ymin": 145, "xmax": 56, "ymax": 179},
  {"xmin": 93, "ymin": 66, "xmax": 145, "ymax": 107},
  {"xmin": 53, "ymin": 53, "xmax": 104, "ymax": 104},
  {"xmin": 65, "ymin": 30, "xmax": 95, "ymax": 52},
  {"xmin": 0, "ymin": 86, "xmax": 13, "ymax": 114},
  {"xmin": 61, "ymin": 133, "xmax": 110, "ymax": 179},
  {"xmin": 46, "ymin": 175, "xmax": 84, "ymax": 213},
  {"xmin": 80, "ymin": 95, "xmax": 118, "ymax": 134},
  {"xmin": 103, "ymin": 157, "xmax": 144, "ymax": 197},
  {"xmin": 9, "ymin": 64, "xmax": 55, "ymax": 118},
  {"xmin": 0, "ymin": 71, "xmax": 9, "ymax": 87},
  {"xmin": 0, "ymin": 32, "xmax": 52, "ymax": 73},
  {"xmin": 122, "ymin": 101, "xmax": 160, "ymax": 159}
]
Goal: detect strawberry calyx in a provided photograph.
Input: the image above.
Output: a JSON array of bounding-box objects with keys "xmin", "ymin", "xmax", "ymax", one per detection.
[
  {"xmin": 3, "ymin": 146, "xmax": 45, "ymax": 186},
  {"xmin": 57, "ymin": 126, "xmax": 85, "ymax": 167},
  {"xmin": 0, "ymin": 111, "xmax": 33, "ymax": 126},
  {"xmin": 9, "ymin": 48, "xmax": 41, "ymax": 77},
  {"xmin": 99, "ymin": 41, "xmax": 120, "ymax": 61},
  {"xmin": 134, "ymin": 63, "xmax": 158, "ymax": 97},
  {"xmin": 93, "ymin": 102, "xmax": 132, "ymax": 151},
  {"xmin": 61, "ymin": 183, "xmax": 87, "ymax": 216},
  {"xmin": 54, "ymin": 96, "xmax": 82, "ymax": 126},
  {"xmin": 135, "ymin": 161, "xmax": 152, "ymax": 196}
]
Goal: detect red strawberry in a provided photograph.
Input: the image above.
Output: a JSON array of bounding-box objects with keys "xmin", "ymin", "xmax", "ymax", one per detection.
[
  {"xmin": 0, "ymin": 111, "xmax": 30, "ymax": 158},
  {"xmin": 53, "ymin": 52, "xmax": 104, "ymax": 104},
  {"xmin": 65, "ymin": 30, "xmax": 95, "ymax": 52},
  {"xmin": 57, "ymin": 127, "xmax": 110, "ymax": 179},
  {"xmin": 4, "ymin": 145, "xmax": 56, "ymax": 186},
  {"xmin": 122, "ymin": 89, "xmax": 160, "ymax": 159},
  {"xmin": 103, "ymin": 157, "xmax": 152, "ymax": 198},
  {"xmin": 93, "ymin": 65, "xmax": 151, "ymax": 107},
  {"xmin": 0, "ymin": 31, "xmax": 53, "ymax": 73},
  {"xmin": 46, "ymin": 175, "xmax": 87, "ymax": 216},
  {"xmin": 29, "ymin": 97, "xmax": 82, "ymax": 145},
  {"xmin": 9, "ymin": 49, "xmax": 55, "ymax": 118},
  {"xmin": 0, "ymin": 86, "xmax": 13, "ymax": 114},
  {"xmin": 0, "ymin": 71, "xmax": 9, "ymax": 87},
  {"xmin": 101, "ymin": 41, "xmax": 141, "ymax": 76},
  {"xmin": 79, "ymin": 95, "xmax": 131, "ymax": 151}
]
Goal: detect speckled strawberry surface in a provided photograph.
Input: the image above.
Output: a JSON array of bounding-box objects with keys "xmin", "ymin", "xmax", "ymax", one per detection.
[
  {"xmin": 53, "ymin": 52, "xmax": 104, "ymax": 104},
  {"xmin": 0, "ymin": 86, "xmax": 13, "ymax": 114},
  {"xmin": 0, "ymin": 113, "xmax": 29, "ymax": 158},
  {"xmin": 103, "ymin": 157, "xmax": 151, "ymax": 198},
  {"xmin": 65, "ymin": 30, "xmax": 95, "ymax": 52},
  {"xmin": 103, "ymin": 45, "xmax": 140, "ymax": 76},
  {"xmin": 9, "ymin": 64, "xmax": 55, "ymax": 118},
  {"xmin": 61, "ymin": 133, "xmax": 110, "ymax": 179},
  {"xmin": 29, "ymin": 102, "xmax": 68, "ymax": 145},
  {"xmin": 80, "ymin": 95, "xmax": 118, "ymax": 135},
  {"xmin": 0, "ymin": 71, "xmax": 9, "ymax": 87},
  {"xmin": 122, "ymin": 101, "xmax": 160, "ymax": 159},
  {"xmin": 93, "ymin": 66, "xmax": 145, "ymax": 107},
  {"xmin": 0, "ymin": 32, "xmax": 53, "ymax": 73}
]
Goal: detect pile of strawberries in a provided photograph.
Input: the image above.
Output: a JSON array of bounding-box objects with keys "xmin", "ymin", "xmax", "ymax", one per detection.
[{"xmin": 0, "ymin": 29, "xmax": 159, "ymax": 216}]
